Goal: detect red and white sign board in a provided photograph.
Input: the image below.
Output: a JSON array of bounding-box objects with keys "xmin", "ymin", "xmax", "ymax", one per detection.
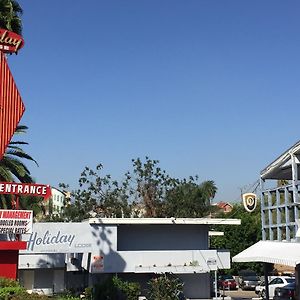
[
  {"xmin": 0, "ymin": 29, "xmax": 24, "ymax": 53},
  {"xmin": 90, "ymin": 254, "xmax": 104, "ymax": 273},
  {"xmin": 0, "ymin": 182, "xmax": 51, "ymax": 199},
  {"xmin": 0, "ymin": 209, "xmax": 33, "ymax": 234},
  {"xmin": 0, "ymin": 51, "xmax": 25, "ymax": 159}
]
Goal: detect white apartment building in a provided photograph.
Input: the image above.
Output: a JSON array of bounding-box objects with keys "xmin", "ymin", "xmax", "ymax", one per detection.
[{"xmin": 42, "ymin": 187, "xmax": 68, "ymax": 216}]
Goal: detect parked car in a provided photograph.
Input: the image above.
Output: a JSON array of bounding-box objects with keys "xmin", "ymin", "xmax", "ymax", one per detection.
[
  {"xmin": 260, "ymin": 276, "xmax": 295, "ymax": 299},
  {"xmin": 239, "ymin": 275, "xmax": 260, "ymax": 290},
  {"xmin": 255, "ymin": 277, "xmax": 287, "ymax": 297},
  {"xmin": 255, "ymin": 280, "xmax": 265, "ymax": 296},
  {"xmin": 274, "ymin": 282, "xmax": 296, "ymax": 300},
  {"xmin": 238, "ymin": 269, "xmax": 260, "ymax": 290},
  {"xmin": 217, "ymin": 275, "xmax": 238, "ymax": 290}
]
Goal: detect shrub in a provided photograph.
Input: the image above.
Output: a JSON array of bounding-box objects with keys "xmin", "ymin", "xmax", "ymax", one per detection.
[
  {"xmin": 8, "ymin": 292, "xmax": 48, "ymax": 300},
  {"xmin": 112, "ymin": 277, "xmax": 140, "ymax": 300},
  {"xmin": 0, "ymin": 278, "xmax": 20, "ymax": 288},
  {"xmin": 54, "ymin": 296, "xmax": 80, "ymax": 300},
  {"xmin": 93, "ymin": 276, "xmax": 140, "ymax": 300},
  {"xmin": 52, "ymin": 290, "xmax": 81, "ymax": 300},
  {"xmin": 0, "ymin": 286, "xmax": 26, "ymax": 299},
  {"xmin": 93, "ymin": 277, "xmax": 118, "ymax": 300},
  {"xmin": 147, "ymin": 274, "xmax": 185, "ymax": 300},
  {"xmin": 0, "ymin": 278, "xmax": 48, "ymax": 300},
  {"xmin": 84, "ymin": 287, "xmax": 92, "ymax": 300}
]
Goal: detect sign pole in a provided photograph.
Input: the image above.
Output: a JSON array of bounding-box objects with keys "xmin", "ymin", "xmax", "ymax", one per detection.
[{"xmin": 15, "ymin": 195, "xmax": 20, "ymax": 241}]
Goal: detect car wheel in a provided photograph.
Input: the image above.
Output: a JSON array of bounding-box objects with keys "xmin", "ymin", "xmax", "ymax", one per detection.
[{"xmin": 261, "ymin": 290, "xmax": 266, "ymax": 299}]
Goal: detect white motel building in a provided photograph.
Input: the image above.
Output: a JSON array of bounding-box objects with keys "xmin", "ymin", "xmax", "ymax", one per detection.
[{"xmin": 18, "ymin": 217, "xmax": 240, "ymax": 299}]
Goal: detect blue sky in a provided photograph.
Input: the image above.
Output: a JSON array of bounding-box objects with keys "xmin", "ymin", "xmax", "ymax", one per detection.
[{"xmin": 8, "ymin": 1, "xmax": 300, "ymax": 202}]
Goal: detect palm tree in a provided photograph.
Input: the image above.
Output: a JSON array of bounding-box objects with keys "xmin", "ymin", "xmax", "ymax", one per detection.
[
  {"xmin": 0, "ymin": 0, "xmax": 22, "ymax": 35},
  {"xmin": 199, "ymin": 180, "xmax": 217, "ymax": 203},
  {"xmin": 0, "ymin": 125, "xmax": 38, "ymax": 208}
]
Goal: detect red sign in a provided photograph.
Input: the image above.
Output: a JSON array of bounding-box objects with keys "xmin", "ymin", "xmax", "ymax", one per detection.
[
  {"xmin": 0, "ymin": 29, "xmax": 24, "ymax": 53},
  {"xmin": 0, "ymin": 51, "xmax": 25, "ymax": 159},
  {"xmin": 0, "ymin": 182, "xmax": 52, "ymax": 199},
  {"xmin": 91, "ymin": 255, "xmax": 104, "ymax": 273}
]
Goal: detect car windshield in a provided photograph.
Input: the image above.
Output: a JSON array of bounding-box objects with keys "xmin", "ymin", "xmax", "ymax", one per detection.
[
  {"xmin": 244, "ymin": 276, "xmax": 259, "ymax": 281},
  {"xmin": 221, "ymin": 275, "xmax": 234, "ymax": 280}
]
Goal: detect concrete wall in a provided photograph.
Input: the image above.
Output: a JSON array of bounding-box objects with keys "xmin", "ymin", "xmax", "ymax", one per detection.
[
  {"xmin": 117, "ymin": 250, "xmax": 221, "ymax": 273},
  {"xmin": 179, "ymin": 273, "xmax": 210, "ymax": 299},
  {"xmin": 19, "ymin": 254, "xmax": 65, "ymax": 269},
  {"xmin": 19, "ymin": 269, "xmax": 65, "ymax": 295},
  {"xmin": 117, "ymin": 224, "xmax": 209, "ymax": 251}
]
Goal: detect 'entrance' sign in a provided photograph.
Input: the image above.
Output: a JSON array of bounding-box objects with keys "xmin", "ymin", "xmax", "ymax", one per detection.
[{"xmin": 0, "ymin": 182, "xmax": 51, "ymax": 199}]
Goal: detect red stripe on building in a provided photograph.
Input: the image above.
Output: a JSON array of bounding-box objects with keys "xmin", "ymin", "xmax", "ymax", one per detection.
[{"xmin": 0, "ymin": 52, "xmax": 25, "ymax": 160}]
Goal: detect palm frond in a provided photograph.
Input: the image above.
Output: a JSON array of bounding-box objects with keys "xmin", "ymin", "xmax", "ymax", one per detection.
[
  {"xmin": 11, "ymin": 0, "xmax": 22, "ymax": 14},
  {"xmin": 4, "ymin": 149, "xmax": 38, "ymax": 166},
  {"xmin": 0, "ymin": 194, "xmax": 13, "ymax": 209},
  {"xmin": 0, "ymin": 0, "xmax": 22, "ymax": 34},
  {"xmin": 0, "ymin": 166, "xmax": 13, "ymax": 181},
  {"xmin": 0, "ymin": 120, "xmax": 37, "ymax": 208},
  {"xmin": 8, "ymin": 141, "xmax": 28, "ymax": 145},
  {"xmin": 14, "ymin": 125, "xmax": 28, "ymax": 134},
  {"xmin": 0, "ymin": 156, "xmax": 34, "ymax": 183},
  {"xmin": 6, "ymin": 146, "xmax": 23, "ymax": 152}
]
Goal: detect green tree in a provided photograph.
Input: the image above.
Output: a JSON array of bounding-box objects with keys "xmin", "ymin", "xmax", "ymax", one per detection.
[
  {"xmin": 199, "ymin": 180, "xmax": 217, "ymax": 203},
  {"xmin": 59, "ymin": 157, "xmax": 217, "ymax": 221},
  {"xmin": 210, "ymin": 202, "xmax": 262, "ymax": 274},
  {"xmin": 130, "ymin": 157, "xmax": 178, "ymax": 217},
  {"xmin": 0, "ymin": 0, "xmax": 22, "ymax": 35},
  {"xmin": 60, "ymin": 164, "xmax": 132, "ymax": 222},
  {"xmin": 19, "ymin": 195, "xmax": 44, "ymax": 216},
  {"xmin": 0, "ymin": 125, "xmax": 38, "ymax": 208},
  {"xmin": 164, "ymin": 180, "xmax": 217, "ymax": 218}
]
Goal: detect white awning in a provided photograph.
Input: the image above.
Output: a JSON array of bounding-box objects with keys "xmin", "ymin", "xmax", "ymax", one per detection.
[{"xmin": 232, "ymin": 240, "xmax": 300, "ymax": 267}]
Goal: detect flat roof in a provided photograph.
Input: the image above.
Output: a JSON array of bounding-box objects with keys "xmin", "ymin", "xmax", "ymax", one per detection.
[{"xmin": 89, "ymin": 217, "xmax": 241, "ymax": 225}]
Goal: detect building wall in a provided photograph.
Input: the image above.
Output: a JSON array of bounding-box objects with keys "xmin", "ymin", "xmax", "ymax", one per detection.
[
  {"xmin": 117, "ymin": 224, "xmax": 208, "ymax": 251},
  {"xmin": 0, "ymin": 250, "xmax": 18, "ymax": 279},
  {"xmin": 19, "ymin": 269, "xmax": 65, "ymax": 295},
  {"xmin": 179, "ymin": 273, "xmax": 210, "ymax": 299},
  {"xmin": 50, "ymin": 188, "xmax": 66, "ymax": 215},
  {"xmin": 19, "ymin": 222, "xmax": 231, "ymax": 299},
  {"xmin": 41, "ymin": 188, "xmax": 66, "ymax": 217}
]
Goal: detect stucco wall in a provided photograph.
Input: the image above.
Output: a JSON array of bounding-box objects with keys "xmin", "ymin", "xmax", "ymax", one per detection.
[{"xmin": 117, "ymin": 224, "xmax": 209, "ymax": 251}]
